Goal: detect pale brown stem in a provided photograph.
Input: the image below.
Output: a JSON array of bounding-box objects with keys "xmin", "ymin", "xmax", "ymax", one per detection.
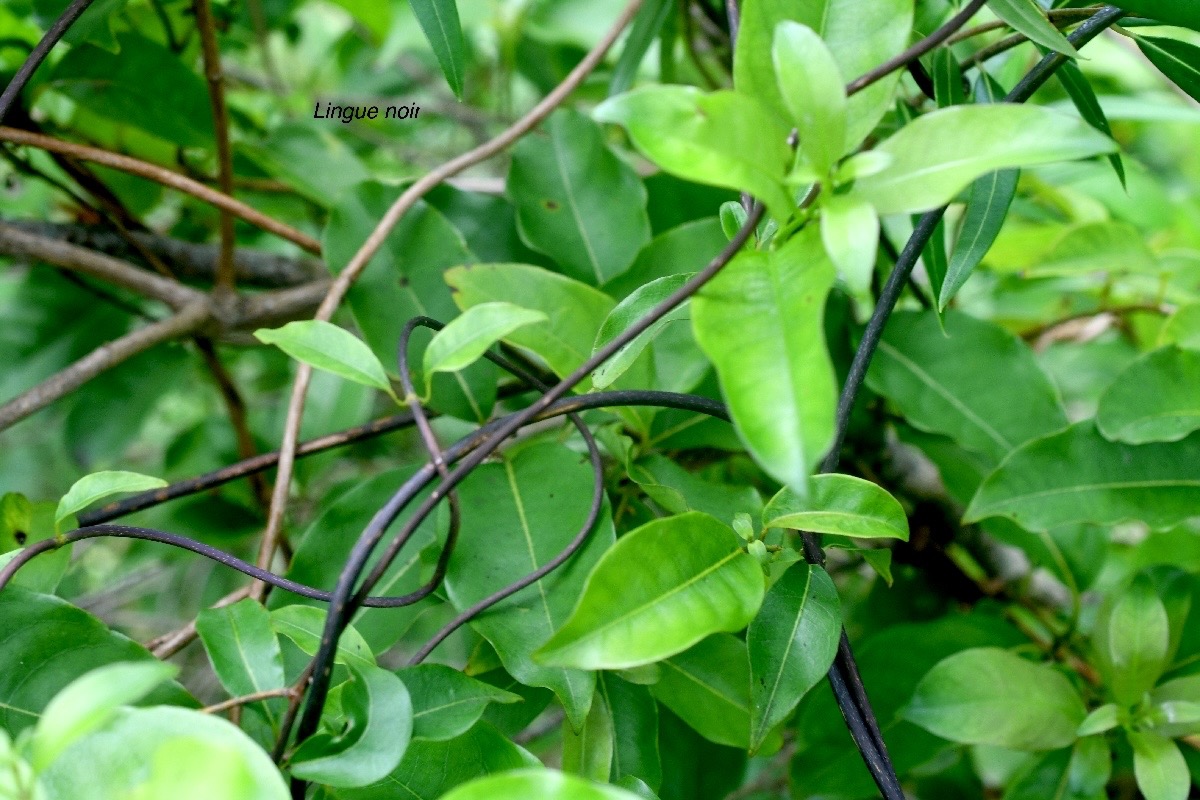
[
  {"xmin": 202, "ymin": 687, "xmax": 296, "ymax": 715},
  {"xmin": 250, "ymin": 0, "xmax": 646, "ymax": 599},
  {"xmin": 192, "ymin": 0, "xmax": 238, "ymax": 294},
  {"xmin": 0, "ymin": 127, "xmax": 321, "ymax": 254}
]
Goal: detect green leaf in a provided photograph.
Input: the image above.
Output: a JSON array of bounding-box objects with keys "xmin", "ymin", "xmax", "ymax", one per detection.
[
  {"xmin": 2, "ymin": 495, "xmax": 70, "ymax": 593},
  {"xmin": 255, "ymin": 320, "xmax": 392, "ymax": 395},
  {"xmin": 562, "ymin": 690, "xmax": 614, "ymax": 781},
  {"xmin": 35, "ymin": 0, "xmax": 126, "ymax": 51},
  {"xmin": 649, "ymin": 634, "xmax": 754, "ymax": 749},
  {"xmin": 240, "ymin": 124, "xmax": 370, "ymax": 210},
  {"xmin": 903, "ymin": 647, "xmax": 1086, "ymax": 750},
  {"xmin": 1077, "ymin": 703, "xmax": 1120, "ymax": 736},
  {"xmin": 942, "ymin": 169, "xmax": 1018, "ymax": 310},
  {"xmin": 1129, "ymin": 731, "xmax": 1189, "ymax": 800},
  {"xmin": 1002, "ymin": 738, "xmax": 1111, "ymax": 800},
  {"xmin": 1097, "ymin": 575, "xmax": 1169, "ymax": 707},
  {"xmin": 56, "ymin": 471, "xmax": 166, "ymax": 527},
  {"xmin": 762, "ymin": 474, "xmax": 909, "ymax": 541},
  {"xmin": 408, "ymin": 0, "xmax": 467, "ymax": 98},
  {"xmin": 439, "ymin": 769, "xmax": 644, "ymax": 800},
  {"xmin": 1098, "ymin": 346, "xmax": 1200, "ymax": 444},
  {"xmin": 594, "ymin": 86, "xmax": 794, "ymax": 221},
  {"xmin": 328, "ymin": 722, "xmax": 538, "ymax": 799},
  {"xmin": 195, "ymin": 599, "xmax": 286, "ymax": 731},
  {"xmin": 597, "ymin": 675, "xmax": 661, "ymax": 790},
  {"xmin": 1112, "ymin": 1, "xmax": 1200, "ymax": 30},
  {"xmin": 422, "ymin": 301, "xmax": 547, "ymax": 384},
  {"xmin": 610, "ymin": 0, "xmax": 674, "ymax": 96},
  {"xmin": 444, "ymin": 443, "xmax": 616, "ymax": 729},
  {"xmin": 852, "ymin": 105, "xmax": 1116, "ymax": 215},
  {"xmin": 270, "ymin": 605, "xmax": 375, "ymax": 670},
  {"xmin": 820, "ymin": 195, "xmax": 880, "ymax": 295},
  {"xmin": 592, "ymin": 274, "xmax": 691, "ymax": 390},
  {"xmin": 0, "ymin": 589, "xmax": 192, "ymax": 737},
  {"xmin": 48, "ymin": 33, "xmax": 212, "ymax": 146},
  {"xmin": 1138, "ymin": 36, "xmax": 1200, "ymax": 104},
  {"xmin": 866, "ymin": 310, "xmax": 1067, "ymax": 464},
  {"xmin": 1057, "ymin": 60, "xmax": 1125, "ymax": 186},
  {"xmin": 290, "ymin": 663, "xmax": 412, "ymax": 787},
  {"xmin": 747, "ymin": 562, "xmax": 841, "ymax": 751},
  {"xmin": 447, "ymin": 263, "xmax": 615, "ymax": 378},
  {"xmin": 1025, "ymin": 221, "xmax": 1157, "ymax": 276},
  {"xmin": 1150, "ymin": 676, "xmax": 1200, "ymax": 738},
  {"xmin": 509, "ymin": 110, "xmax": 651, "ymax": 284},
  {"xmin": 734, "ymin": 0, "xmax": 912, "ymax": 150},
  {"xmin": 399, "ymin": 664, "xmax": 521, "ymax": 741},
  {"xmin": 965, "ymin": 422, "xmax": 1200, "ymax": 532},
  {"xmin": 931, "ymin": 49, "xmax": 966, "ymax": 109},
  {"xmin": 31, "ymin": 661, "xmax": 177, "ymax": 771},
  {"xmin": 692, "ymin": 226, "xmax": 837, "ymax": 496},
  {"xmin": 628, "ymin": 455, "xmax": 762, "ymax": 528},
  {"xmin": 772, "ymin": 21, "xmax": 847, "ymax": 175},
  {"xmin": 536, "ymin": 512, "xmax": 764, "ymax": 670},
  {"xmin": 39, "ymin": 707, "xmax": 288, "ymax": 799},
  {"xmin": 987, "ymin": 0, "xmax": 1077, "ymax": 56},
  {"xmin": 1160, "ymin": 303, "xmax": 1200, "ymax": 350}
]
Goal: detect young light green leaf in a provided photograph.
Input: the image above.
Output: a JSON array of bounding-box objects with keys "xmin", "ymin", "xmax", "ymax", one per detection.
[
  {"xmin": 772, "ymin": 21, "xmax": 846, "ymax": 175},
  {"xmin": 763, "ymin": 474, "xmax": 909, "ymax": 541},
  {"xmin": 195, "ymin": 599, "xmax": 285, "ymax": 730},
  {"xmin": 408, "ymin": 0, "xmax": 467, "ymax": 98},
  {"xmin": 1098, "ymin": 346, "xmax": 1200, "ymax": 444},
  {"xmin": 289, "ymin": 663, "xmax": 412, "ymax": 787},
  {"xmin": 987, "ymin": 0, "xmax": 1078, "ymax": 56},
  {"xmin": 692, "ymin": 226, "xmax": 837, "ymax": 498},
  {"xmin": 865, "ymin": 311, "xmax": 1067, "ymax": 465},
  {"xmin": 748, "ymin": 563, "xmax": 841, "ymax": 751},
  {"xmin": 851, "ymin": 105, "xmax": 1116, "ymax": 215},
  {"xmin": 446, "ymin": 264, "xmax": 615, "ymax": 379},
  {"xmin": 39, "ymin": 707, "xmax": 288, "ymax": 800},
  {"xmin": 423, "ymin": 302, "xmax": 547, "ymax": 385},
  {"xmin": 903, "ymin": 647, "xmax": 1086, "ymax": 750},
  {"xmin": 31, "ymin": 661, "xmax": 177, "ymax": 770},
  {"xmin": 439, "ymin": 769, "xmax": 645, "ymax": 800},
  {"xmin": 591, "ymin": 274, "xmax": 692, "ymax": 390},
  {"xmin": 270, "ymin": 605, "xmax": 375, "ymax": 670},
  {"xmin": 1160, "ymin": 304, "xmax": 1200, "ymax": 350},
  {"xmin": 594, "ymin": 86, "xmax": 794, "ymax": 221},
  {"xmin": 535, "ymin": 512, "xmax": 764, "ymax": 670},
  {"xmin": 1138, "ymin": 36, "xmax": 1200, "ymax": 104},
  {"xmin": 399, "ymin": 664, "xmax": 521, "ymax": 741},
  {"xmin": 735, "ymin": 0, "xmax": 912, "ymax": 150},
  {"xmin": 509, "ymin": 109, "xmax": 651, "ymax": 284},
  {"xmin": 1077, "ymin": 703, "xmax": 1120, "ymax": 736},
  {"xmin": 820, "ymin": 195, "xmax": 879, "ymax": 295},
  {"xmin": 56, "ymin": 471, "xmax": 167, "ymax": 526},
  {"xmin": 1150, "ymin": 676, "xmax": 1200, "ymax": 737},
  {"xmin": 1097, "ymin": 575, "xmax": 1169, "ymax": 707},
  {"xmin": 1129, "ymin": 731, "xmax": 1189, "ymax": 800},
  {"xmin": 966, "ymin": 423, "xmax": 1200, "ymax": 532},
  {"xmin": 255, "ymin": 320, "xmax": 392, "ymax": 395},
  {"xmin": 1026, "ymin": 221, "xmax": 1157, "ymax": 276},
  {"xmin": 649, "ymin": 634, "xmax": 754, "ymax": 749},
  {"xmin": 3, "ymin": 496, "xmax": 70, "ymax": 593}
]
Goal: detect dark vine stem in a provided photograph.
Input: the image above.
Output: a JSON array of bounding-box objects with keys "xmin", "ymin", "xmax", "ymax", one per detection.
[{"xmin": 0, "ymin": 0, "xmax": 95, "ymax": 123}]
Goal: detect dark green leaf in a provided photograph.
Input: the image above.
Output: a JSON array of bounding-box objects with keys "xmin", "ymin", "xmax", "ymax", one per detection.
[
  {"xmin": 649, "ymin": 634, "xmax": 753, "ymax": 749},
  {"xmin": 1112, "ymin": 1, "xmax": 1200, "ymax": 30},
  {"xmin": 509, "ymin": 110, "xmax": 651, "ymax": 284},
  {"xmin": 598, "ymin": 675, "xmax": 661, "ymax": 791},
  {"xmin": 966, "ymin": 423, "xmax": 1200, "ymax": 532},
  {"xmin": 409, "ymin": 0, "xmax": 467, "ymax": 97},
  {"xmin": 399, "ymin": 664, "xmax": 521, "ymax": 741},
  {"xmin": 1057, "ymin": 60, "xmax": 1125, "ymax": 185},
  {"xmin": 1138, "ymin": 36, "xmax": 1200, "ymax": 104},
  {"xmin": 563, "ymin": 690, "xmax": 614, "ymax": 781},
  {"xmin": 270, "ymin": 606, "xmax": 375, "ymax": 670},
  {"xmin": 987, "ymin": 0, "xmax": 1077, "ymax": 56},
  {"xmin": 747, "ymin": 563, "xmax": 841, "ymax": 751},
  {"xmin": 536, "ymin": 512, "xmax": 763, "ymax": 671},
  {"xmin": 196, "ymin": 599, "xmax": 286, "ymax": 731},
  {"xmin": 942, "ymin": 168, "xmax": 1018, "ymax": 310},
  {"xmin": 610, "ymin": 0, "xmax": 674, "ymax": 96}
]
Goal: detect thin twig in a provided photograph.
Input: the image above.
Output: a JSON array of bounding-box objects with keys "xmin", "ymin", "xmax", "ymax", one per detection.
[
  {"xmin": 192, "ymin": 0, "xmax": 237, "ymax": 295},
  {"xmin": 0, "ymin": 0, "xmax": 96, "ymax": 123},
  {"xmin": 0, "ymin": 127, "xmax": 321, "ymax": 253},
  {"xmin": 202, "ymin": 687, "xmax": 295, "ymax": 714},
  {"xmin": 252, "ymin": 0, "xmax": 646, "ymax": 600}
]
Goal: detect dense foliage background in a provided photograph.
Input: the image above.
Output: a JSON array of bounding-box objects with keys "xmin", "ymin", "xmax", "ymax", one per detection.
[{"xmin": 3, "ymin": 0, "xmax": 1200, "ymax": 798}]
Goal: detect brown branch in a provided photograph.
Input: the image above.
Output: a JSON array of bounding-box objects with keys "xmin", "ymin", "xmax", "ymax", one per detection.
[
  {"xmin": 0, "ymin": 301, "xmax": 210, "ymax": 432},
  {"xmin": 1, "ymin": 220, "xmax": 322, "ymax": 287},
  {"xmin": 0, "ymin": 127, "xmax": 321, "ymax": 254},
  {"xmin": 202, "ymin": 687, "xmax": 296, "ymax": 715},
  {"xmin": 251, "ymin": 0, "xmax": 646, "ymax": 599},
  {"xmin": 0, "ymin": 222, "xmax": 204, "ymax": 308},
  {"xmin": 192, "ymin": 0, "xmax": 237, "ymax": 294}
]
